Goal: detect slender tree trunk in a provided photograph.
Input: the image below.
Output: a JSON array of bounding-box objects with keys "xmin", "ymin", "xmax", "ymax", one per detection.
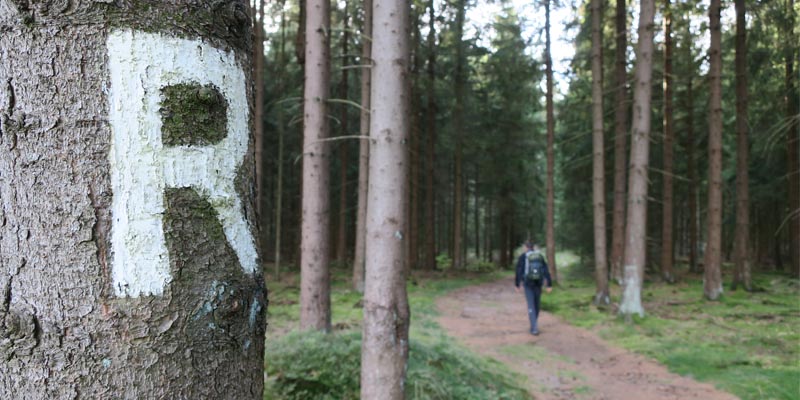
[
  {"xmin": 474, "ymin": 173, "xmax": 481, "ymax": 260},
  {"xmin": 660, "ymin": 0, "xmax": 675, "ymax": 283},
  {"xmin": 591, "ymin": 0, "xmax": 609, "ymax": 305},
  {"xmin": 451, "ymin": 0, "xmax": 466, "ymax": 270},
  {"xmin": 353, "ymin": 0, "xmax": 373, "ymax": 292},
  {"xmin": 296, "ymin": 0, "xmax": 306, "ymax": 66},
  {"xmin": 300, "ymin": 0, "xmax": 332, "ymax": 330},
  {"xmin": 424, "ymin": 0, "xmax": 438, "ymax": 270},
  {"xmin": 254, "ymin": 0, "xmax": 266, "ymax": 251},
  {"xmin": 483, "ymin": 199, "xmax": 494, "ymax": 262},
  {"xmin": 611, "ymin": 0, "xmax": 629, "ymax": 285},
  {"xmin": 619, "ymin": 0, "xmax": 656, "ymax": 317},
  {"xmin": 545, "ymin": 0, "xmax": 558, "ymax": 282},
  {"xmin": 275, "ymin": 3, "xmax": 288, "ymax": 275},
  {"xmin": 684, "ymin": 26, "xmax": 699, "ymax": 274},
  {"xmin": 409, "ymin": 104, "xmax": 420, "ymax": 270},
  {"xmin": 704, "ymin": 0, "xmax": 724, "ymax": 300},
  {"xmin": 360, "ymin": 0, "xmax": 411, "ymax": 394},
  {"xmin": 336, "ymin": 4, "xmax": 350, "ymax": 264},
  {"xmin": 732, "ymin": 0, "xmax": 752, "ymax": 291},
  {"xmin": 409, "ymin": 17, "xmax": 423, "ymax": 270},
  {"xmin": 786, "ymin": 0, "xmax": 800, "ymax": 277},
  {"xmin": 0, "ymin": 3, "xmax": 265, "ymax": 397}
]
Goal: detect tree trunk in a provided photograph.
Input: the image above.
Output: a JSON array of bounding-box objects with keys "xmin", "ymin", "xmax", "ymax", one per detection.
[
  {"xmin": 254, "ymin": 0, "xmax": 266, "ymax": 251},
  {"xmin": 0, "ymin": 3, "xmax": 265, "ymax": 397},
  {"xmin": 545, "ymin": 0, "xmax": 558, "ymax": 282},
  {"xmin": 360, "ymin": 0, "xmax": 411, "ymax": 394},
  {"xmin": 300, "ymin": 0, "xmax": 332, "ymax": 330},
  {"xmin": 619, "ymin": 0, "xmax": 656, "ymax": 317},
  {"xmin": 704, "ymin": 0, "xmax": 724, "ymax": 301},
  {"xmin": 732, "ymin": 0, "xmax": 752, "ymax": 291},
  {"xmin": 660, "ymin": 0, "xmax": 675, "ymax": 283},
  {"xmin": 275, "ymin": 4, "xmax": 288, "ymax": 275},
  {"xmin": 610, "ymin": 0, "xmax": 628, "ymax": 285},
  {"xmin": 786, "ymin": 0, "xmax": 800, "ymax": 277},
  {"xmin": 451, "ymin": 0, "xmax": 466, "ymax": 271},
  {"xmin": 591, "ymin": 0, "xmax": 609, "ymax": 305},
  {"xmin": 424, "ymin": 0, "xmax": 438, "ymax": 270},
  {"xmin": 336, "ymin": 4, "xmax": 350, "ymax": 264},
  {"xmin": 474, "ymin": 172, "xmax": 481, "ymax": 260},
  {"xmin": 483, "ymin": 198, "xmax": 494, "ymax": 263},
  {"xmin": 353, "ymin": 0, "xmax": 373, "ymax": 292},
  {"xmin": 409, "ymin": 16, "xmax": 423, "ymax": 270},
  {"xmin": 684, "ymin": 26, "xmax": 699, "ymax": 274}
]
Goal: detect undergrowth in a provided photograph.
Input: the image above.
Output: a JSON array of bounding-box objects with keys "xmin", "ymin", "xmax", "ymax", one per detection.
[
  {"xmin": 264, "ymin": 264, "xmax": 528, "ymax": 399},
  {"xmin": 264, "ymin": 331, "xmax": 528, "ymax": 400}
]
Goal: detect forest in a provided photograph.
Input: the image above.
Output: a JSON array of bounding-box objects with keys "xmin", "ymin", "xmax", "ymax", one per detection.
[{"xmin": 0, "ymin": 0, "xmax": 797, "ymax": 398}]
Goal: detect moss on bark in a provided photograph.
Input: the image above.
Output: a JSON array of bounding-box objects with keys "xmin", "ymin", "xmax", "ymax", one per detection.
[{"xmin": 160, "ymin": 83, "xmax": 227, "ymax": 146}]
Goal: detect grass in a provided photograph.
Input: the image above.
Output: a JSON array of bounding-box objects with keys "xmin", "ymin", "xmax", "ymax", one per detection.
[
  {"xmin": 264, "ymin": 264, "xmax": 529, "ymax": 399},
  {"xmin": 544, "ymin": 254, "xmax": 800, "ymax": 400},
  {"xmin": 264, "ymin": 254, "xmax": 800, "ymax": 400}
]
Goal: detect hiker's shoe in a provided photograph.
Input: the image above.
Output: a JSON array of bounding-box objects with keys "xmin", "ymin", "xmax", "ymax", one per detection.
[{"xmin": 531, "ymin": 330, "xmax": 540, "ymax": 336}]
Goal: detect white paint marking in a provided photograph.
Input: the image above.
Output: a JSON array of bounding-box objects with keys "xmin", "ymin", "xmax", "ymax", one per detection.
[{"xmin": 107, "ymin": 30, "xmax": 257, "ymax": 297}]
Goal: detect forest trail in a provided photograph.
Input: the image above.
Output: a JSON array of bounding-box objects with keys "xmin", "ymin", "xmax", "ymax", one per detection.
[{"xmin": 436, "ymin": 279, "xmax": 739, "ymax": 400}]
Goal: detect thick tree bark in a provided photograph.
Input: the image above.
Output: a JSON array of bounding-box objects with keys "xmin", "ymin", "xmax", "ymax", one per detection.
[
  {"xmin": 545, "ymin": 0, "xmax": 558, "ymax": 282},
  {"xmin": 703, "ymin": 0, "xmax": 722, "ymax": 300},
  {"xmin": 660, "ymin": 0, "xmax": 675, "ymax": 283},
  {"xmin": 336, "ymin": 4, "xmax": 350, "ymax": 264},
  {"xmin": 591, "ymin": 0, "xmax": 609, "ymax": 305},
  {"xmin": 0, "ymin": 2, "xmax": 265, "ymax": 398},
  {"xmin": 610, "ymin": 0, "xmax": 628, "ymax": 285},
  {"xmin": 732, "ymin": 0, "xmax": 752, "ymax": 291},
  {"xmin": 352, "ymin": 0, "xmax": 372, "ymax": 292},
  {"xmin": 786, "ymin": 0, "xmax": 800, "ymax": 277},
  {"xmin": 360, "ymin": 0, "xmax": 411, "ymax": 394},
  {"xmin": 620, "ymin": 0, "xmax": 655, "ymax": 317},
  {"xmin": 424, "ymin": 0, "xmax": 437, "ymax": 270},
  {"xmin": 704, "ymin": 0, "xmax": 724, "ymax": 300},
  {"xmin": 300, "ymin": 0, "xmax": 332, "ymax": 330},
  {"xmin": 451, "ymin": 0, "xmax": 466, "ymax": 271}
]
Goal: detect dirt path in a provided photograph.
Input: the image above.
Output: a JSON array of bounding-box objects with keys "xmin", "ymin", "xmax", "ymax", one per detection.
[{"xmin": 436, "ymin": 279, "xmax": 738, "ymax": 400}]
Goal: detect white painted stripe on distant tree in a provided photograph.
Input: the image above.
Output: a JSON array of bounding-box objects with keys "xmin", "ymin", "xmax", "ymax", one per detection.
[{"xmin": 107, "ymin": 30, "xmax": 257, "ymax": 297}]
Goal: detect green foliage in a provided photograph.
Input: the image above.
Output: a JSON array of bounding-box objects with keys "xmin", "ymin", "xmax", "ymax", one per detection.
[
  {"xmin": 264, "ymin": 268, "xmax": 527, "ymax": 400},
  {"xmin": 264, "ymin": 331, "xmax": 528, "ymax": 400},
  {"xmin": 264, "ymin": 331, "xmax": 361, "ymax": 400},
  {"xmin": 435, "ymin": 253, "xmax": 453, "ymax": 270},
  {"xmin": 466, "ymin": 259, "xmax": 496, "ymax": 272}
]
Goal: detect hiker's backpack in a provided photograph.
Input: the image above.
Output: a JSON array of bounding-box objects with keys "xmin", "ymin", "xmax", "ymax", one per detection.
[{"xmin": 524, "ymin": 251, "xmax": 544, "ymax": 285}]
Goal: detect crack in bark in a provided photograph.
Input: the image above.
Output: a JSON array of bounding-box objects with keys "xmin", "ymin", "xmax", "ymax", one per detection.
[
  {"xmin": 4, "ymin": 78, "xmax": 13, "ymax": 114},
  {"xmin": 86, "ymin": 183, "xmax": 109, "ymax": 297}
]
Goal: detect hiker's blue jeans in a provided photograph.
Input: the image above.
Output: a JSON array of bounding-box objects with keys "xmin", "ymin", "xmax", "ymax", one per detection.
[{"xmin": 524, "ymin": 284, "xmax": 542, "ymax": 332}]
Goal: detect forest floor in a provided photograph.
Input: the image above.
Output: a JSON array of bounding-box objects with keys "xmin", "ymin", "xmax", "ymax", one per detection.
[{"xmin": 437, "ymin": 278, "xmax": 739, "ymax": 400}]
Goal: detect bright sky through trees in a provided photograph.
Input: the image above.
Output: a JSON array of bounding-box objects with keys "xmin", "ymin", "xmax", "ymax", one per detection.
[{"xmin": 467, "ymin": 0, "xmax": 576, "ymax": 95}]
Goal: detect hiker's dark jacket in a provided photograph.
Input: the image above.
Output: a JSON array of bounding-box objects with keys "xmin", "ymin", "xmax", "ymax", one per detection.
[{"xmin": 515, "ymin": 251, "xmax": 552, "ymax": 288}]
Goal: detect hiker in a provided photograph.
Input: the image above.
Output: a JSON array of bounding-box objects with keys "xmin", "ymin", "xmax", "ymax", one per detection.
[{"xmin": 515, "ymin": 241, "xmax": 552, "ymax": 335}]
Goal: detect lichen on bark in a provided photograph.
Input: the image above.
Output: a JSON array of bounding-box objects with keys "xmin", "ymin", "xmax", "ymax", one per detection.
[{"xmin": 160, "ymin": 83, "xmax": 228, "ymax": 146}]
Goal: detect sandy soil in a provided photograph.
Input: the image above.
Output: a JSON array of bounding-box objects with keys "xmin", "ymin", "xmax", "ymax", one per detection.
[{"xmin": 436, "ymin": 279, "xmax": 739, "ymax": 400}]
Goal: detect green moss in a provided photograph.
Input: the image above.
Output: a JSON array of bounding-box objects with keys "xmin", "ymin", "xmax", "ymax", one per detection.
[
  {"xmin": 104, "ymin": 1, "xmax": 251, "ymax": 53},
  {"xmin": 160, "ymin": 83, "xmax": 227, "ymax": 146}
]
